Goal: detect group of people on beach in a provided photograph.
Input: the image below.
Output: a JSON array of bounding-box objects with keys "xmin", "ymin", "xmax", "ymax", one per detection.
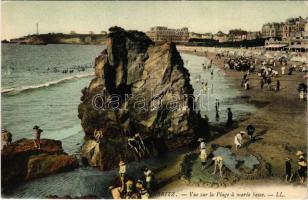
[
  {"xmin": 198, "ymin": 138, "xmax": 224, "ymax": 177},
  {"xmin": 109, "ymin": 161, "xmax": 153, "ymax": 199},
  {"xmin": 1, "ymin": 125, "xmax": 43, "ymax": 149},
  {"xmin": 220, "ymin": 51, "xmax": 308, "ymax": 99}
]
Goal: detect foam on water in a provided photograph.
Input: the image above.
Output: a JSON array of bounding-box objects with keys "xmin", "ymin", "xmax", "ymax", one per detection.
[{"xmin": 2, "ymin": 72, "xmax": 94, "ymax": 94}]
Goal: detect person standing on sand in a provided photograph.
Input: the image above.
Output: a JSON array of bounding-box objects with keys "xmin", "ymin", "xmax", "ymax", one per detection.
[
  {"xmin": 246, "ymin": 125, "xmax": 255, "ymax": 140},
  {"xmin": 276, "ymin": 80, "xmax": 280, "ymax": 92},
  {"xmin": 297, "ymin": 156, "xmax": 307, "ymax": 184},
  {"xmin": 285, "ymin": 158, "xmax": 292, "ymax": 182},
  {"xmin": 200, "ymin": 148, "xmax": 207, "ymax": 170},
  {"xmin": 198, "ymin": 138, "xmax": 206, "ymax": 150},
  {"xmin": 281, "ymin": 65, "xmax": 286, "ymax": 75},
  {"xmin": 33, "ymin": 125, "xmax": 43, "ymax": 149},
  {"xmin": 260, "ymin": 78, "xmax": 264, "ymax": 89},
  {"xmin": 226, "ymin": 108, "xmax": 233, "ymax": 127}
]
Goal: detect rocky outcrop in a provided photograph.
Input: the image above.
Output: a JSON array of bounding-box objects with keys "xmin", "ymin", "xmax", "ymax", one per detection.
[
  {"xmin": 1, "ymin": 138, "xmax": 79, "ymax": 190},
  {"xmin": 78, "ymin": 27, "xmax": 209, "ymax": 170}
]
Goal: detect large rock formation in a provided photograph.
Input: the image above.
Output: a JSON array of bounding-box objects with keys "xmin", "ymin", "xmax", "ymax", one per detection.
[
  {"xmin": 78, "ymin": 27, "xmax": 208, "ymax": 170},
  {"xmin": 1, "ymin": 139, "xmax": 79, "ymax": 191}
]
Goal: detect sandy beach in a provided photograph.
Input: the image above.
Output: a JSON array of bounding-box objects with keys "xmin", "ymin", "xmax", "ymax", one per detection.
[{"xmin": 152, "ymin": 46, "xmax": 308, "ymax": 199}]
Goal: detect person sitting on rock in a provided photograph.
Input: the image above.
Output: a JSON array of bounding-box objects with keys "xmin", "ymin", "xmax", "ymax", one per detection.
[
  {"xmin": 212, "ymin": 156, "xmax": 224, "ymax": 177},
  {"xmin": 1, "ymin": 129, "xmax": 12, "ymax": 149},
  {"xmin": 33, "ymin": 125, "xmax": 43, "ymax": 149},
  {"xmin": 234, "ymin": 132, "xmax": 244, "ymax": 152}
]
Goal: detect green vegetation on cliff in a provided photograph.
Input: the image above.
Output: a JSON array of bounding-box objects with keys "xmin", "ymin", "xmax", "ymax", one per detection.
[{"xmin": 9, "ymin": 33, "xmax": 108, "ymax": 45}]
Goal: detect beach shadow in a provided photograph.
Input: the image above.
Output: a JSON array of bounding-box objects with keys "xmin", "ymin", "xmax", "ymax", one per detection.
[
  {"xmin": 249, "ymin": 100, "xmax": 270, "ymax": 108},
  {"xmin": 243, "ymin": 130, "xmax": 267, "ymax": 148}
]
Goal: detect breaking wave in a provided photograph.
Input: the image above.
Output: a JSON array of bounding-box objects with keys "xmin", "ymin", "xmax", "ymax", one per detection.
[{"xmin": 2, "ymin": 72, "xmax": 94, "ymax": 95}]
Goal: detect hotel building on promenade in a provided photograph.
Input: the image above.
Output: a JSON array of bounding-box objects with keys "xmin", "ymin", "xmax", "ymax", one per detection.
[
  {"xmin": 261, "ymin": 22, "xmax": 284, "ymax": 38},
  {"xmin": 146, "ymin": 26, "xmax": 189, "ymax": 42},
  {"xmin": 282, "ymin": 16, "xmax": 306, "ymax": 40}
]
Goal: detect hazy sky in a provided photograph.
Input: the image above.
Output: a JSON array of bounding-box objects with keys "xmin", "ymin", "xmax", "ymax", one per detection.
[{"xmin": 2, "ymin": 1, "xmax": 308, "ymax": 39}]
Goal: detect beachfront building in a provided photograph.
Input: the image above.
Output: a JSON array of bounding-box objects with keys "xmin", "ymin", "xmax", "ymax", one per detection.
[
  {"xmin": 146, "ymin": 26, "xmax": 189, "ymax": 42},
  {"xmin": 213, "ymin": 31, "xmax": 228, "ymax": 43},
  {"xmin": 264, "ymin": 38, "xmax": 288, "ymax": 51},
  {"xmin": 189, "ymin": 32, "xmax": 214, "ymax": 40},
  {"xmin": 202, "ymin": 33, "xmax": 214, "ymax": 39},
  {"xmin": 282, "ymin": 16, "xmax": 306, "ymax": 40},
  {"xmin": 261, "ymin": 22, "xmax": 284, "ymax": 38},
  {"xmin": 189, "ymin": 32, "xmax": 203, "ymax": 39},
  {"xmin": 247, "ymin": 31, "xmax": 262, "ymax": 40},
  {"xmin": 228, "ymin": 29, "xmax": 247, "ymax": 42},
  {"xmin": 282, "ymin": 17, "xmax": 308, "ymax": 52}
]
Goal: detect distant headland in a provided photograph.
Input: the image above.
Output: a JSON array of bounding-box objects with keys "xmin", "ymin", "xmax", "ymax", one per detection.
[{"xmin": 2, "ymin": 32, "xmax": 108, "ymax": 45}]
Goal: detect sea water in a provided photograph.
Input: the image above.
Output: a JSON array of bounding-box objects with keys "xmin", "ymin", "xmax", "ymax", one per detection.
[
  {"xmin": 2, "ymin": 44, "xmax": 256, "ymax": 198},
  {"xmin": 2, "ymin": 44, "xmax": 103, "ymax": 154}
]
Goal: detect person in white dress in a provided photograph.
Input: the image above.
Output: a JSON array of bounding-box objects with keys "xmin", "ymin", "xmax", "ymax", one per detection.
[{"xmin": 234, "ymin": 132, "xmax": 244, "ymax": 151}]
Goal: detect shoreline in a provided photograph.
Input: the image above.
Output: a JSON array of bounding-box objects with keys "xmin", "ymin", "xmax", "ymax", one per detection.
[
  {"xmin": 180, "ymin": 47, "xmax": 307, "ymax": 177},
  {"xmin": 152, "ymin": 47, "xmax": 307, "ymax": 196}
]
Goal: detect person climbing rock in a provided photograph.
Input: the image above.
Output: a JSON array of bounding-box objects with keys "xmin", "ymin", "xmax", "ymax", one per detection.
[
  {"xmin": 128, "ymin": 136, "xmax": 142, "ymax": 158},
  {"xmin": 212, "ymin": 156, "xmax": 224, "ymax": 177},
  {"xmin": 33, "ymin": 125, "xmax": 43, "ymax": 149},
  {"xmin": 94, "ymin": 128, "xmax": 103, "ymax": 142},
  {"xmin": 135, "ymin": 133, "xmax": 150, "ymax": 156}
]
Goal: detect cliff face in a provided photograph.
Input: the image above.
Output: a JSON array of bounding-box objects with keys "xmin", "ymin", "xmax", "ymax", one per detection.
[
  {"xmin": 1, "ymin": 139, "xmax": 78, "ymax": 191},
  {"xmin": 78, "ymin": 27, "xmax": 208, "ymax": 170}
]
